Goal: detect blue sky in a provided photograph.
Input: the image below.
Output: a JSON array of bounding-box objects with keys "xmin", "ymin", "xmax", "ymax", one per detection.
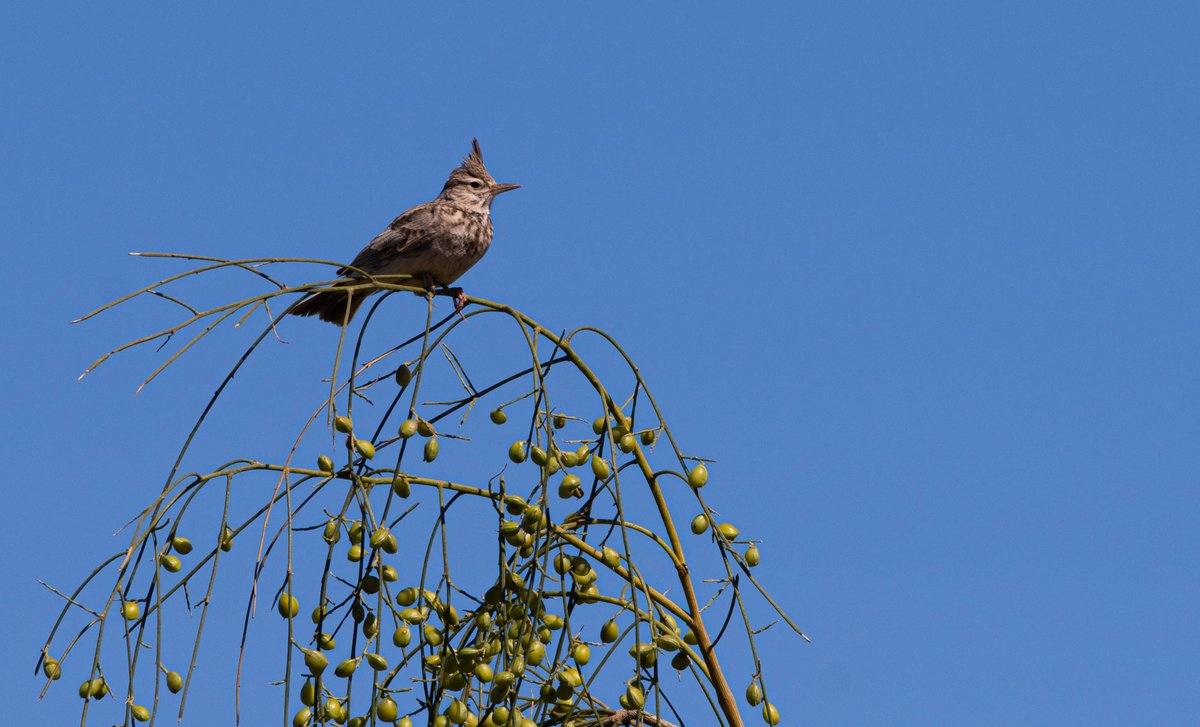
[{"xmin": 3, "ymin": 3, "xmax": 1198, "ymax": 726}]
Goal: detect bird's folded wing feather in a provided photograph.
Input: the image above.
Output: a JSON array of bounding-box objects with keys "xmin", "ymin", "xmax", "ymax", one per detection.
[{"xmin": 338, "ymin": 204, "xmax": 437, "ymax": 276}]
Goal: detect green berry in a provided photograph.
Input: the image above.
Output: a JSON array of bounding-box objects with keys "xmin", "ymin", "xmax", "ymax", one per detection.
[
  {"xmin": 277, "ymin": 593, "xmax": 299, "ymax": 618},
  {"xmin": 395, "ymin": 364, "xmax": 413, "ymax": 386}
]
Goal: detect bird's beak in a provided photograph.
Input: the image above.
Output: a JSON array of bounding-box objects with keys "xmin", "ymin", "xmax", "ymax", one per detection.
[{"xmin": 491, "ymin": 183, "xmax": 521, "ymax": 196}]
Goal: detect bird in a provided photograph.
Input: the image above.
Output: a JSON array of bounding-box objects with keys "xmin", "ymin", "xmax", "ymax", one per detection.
[{"xmin": 290, "ymin": 139, "xmax": 519, "ymax": 324}]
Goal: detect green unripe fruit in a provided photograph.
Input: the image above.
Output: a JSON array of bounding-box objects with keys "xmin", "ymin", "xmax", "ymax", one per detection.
[
  {"xmin": 334, "ymin": 658, "xmax": 359, "ymax": 678},
  {"xmin": 170, "ymin": 536, "xmax": 193, "ymax": 554},
  {"xmin": 317, "ymin": 454, "xmax": 335, "ymax": 473},
  {"xmin": 395, "ymin": 364, "xmax": 413, "ymax": 386},
  {"xmin": 311, "ymin": 605, "xmax": 326, "ymax": 624},
  {"xmin": 553, "ymin": 413, "xmax": 568, "ymax": 429},
  {"xmin": 361, "ymin": 575, "xmax": 380, "ymax": 594},
  {"xmin": 291, "ymin": 707, "xmax": 311, "ymax": 727},
  {"xmin": 166, "ymin": 670, "xmax": 183, "ymax": 693},
  {"xmin": 366, "ymin": 653, "xmax": 388, "ymax": 671},
  {"xmin": 417, "ymin": 419, "xmax": 434, "ymax": 437},
  {"xmin": 600, "ymin": 620, "xmax": 619, "ymax": 643},
  {"xmin": 530, "ymin": 446, "xmax": 547, "ymax": 466},
  {"xmin": 641, "ymin": 429, "xmax": 657, "ymax": 445},
  {"xmin": 619, "ymin": 433, "xmax": 637, "ymax": 452},
  {"xmin": 688, "ymin": 463, "xmax": 709, "ymax": 488},
  {"xmin": 717, "ymin": 523, "xmax": 740, "ymax": 540},
  {"xmin": 602, "ymin": 546, "xmax": 620, "ymax": 568},
  {"xmin": 398, "ymin": 717, "xmax": 414, "ymax": 727},
  {"xmin": 79, "ymin": 678, "xmax": 106, "ymax": 699},
  {"xmin": 521, "ymin": 506, "xmax": 543, "ymax": 530},
  {"xmin": 363, "ymin": 613, "xmax": 378, "ymax": 638},
  {"xmin": 683, "ymin": 630, "xmax": 698, "ymax": 645},
  {"xmin": 691, "ymin": 514, "xmax": 710, "ymax": 534},
  {"xmin": 504, "ymin": 495, "xmax": 527, "ymax": 515},
  {"xmin": 671, "ymin": 652, "xmax": 689, "ymax": 670},
  {"xmin": 560, "ymin": 667, "xmax": 583, "ymax": 687},
  {"xmin": 423, "ymin": 437, "xmax": 439, "ymax": 462},
  {"xmin": 354, "ymin": 439, "xmax": 375, "ymax": 459},
  {"xmin": 278, "ymin": 594, "xmax": 299, "ymax": 619},
  {"xmin": 324, "ymin": 698, "xmax": 346, "ymax": 722},
  {"xmin": 399, "ymin": 419, "xmax": 418, "ymax": 438},
  {"xmin": 625, "ymin": 682, "xmax": 645, "ymax": 709},
  {"xmin": 300, "ymin": 680, "xmax": 316, "ymax": 706},
  {"xmin": 746, "ymin": 681, "xmax": 764, "ymax": 706},
  {"xmin": 396, "ymin": 587, "xmax": 418, "ymax": 606},
  {"xmin": 447, "ymin": 699, "xmax": 469, "ymax": 724},
  {"xmin": 131, "ymin": 704, "xmax": 151, "ymax": 722},
  {"xmin": 122, "ymin": 600, "xmax": 140, "ymax": 620},
  {"xmin": 762, "ymin": 702, "xmax": 781, "ymax": 725},
  {"xmin": 369, "ymin": 528, "xmax": 389, "ymax": 548},
  {"xmin": 525, "ymin": 640, "xmax": 546, "ymax": 665},
  {"xmin": 160, "ymin": 553, "xmax": 182, "ymax": 572},
  {"xmin": 346, "ymin": 544, "xmax": 363, "ymax": 562},
  {"xmin": 348, "ymin": 522, "xmax": 364, "ymax": 543},
  {"xmin": 220, "ymin": 526, "xmax": 234, "ymax": 551},
  {"xmin": 591, "ymin": 455, "xmax": 611, "ymax": 479},
  {"xmin": 656, "ymin": 633, "xmax": 682, "ymax": 651},
  {"xmin": 392, "ymin": 475, "xmax": 411, "ymax": 498},
  {"xmin": 318, "ymin": 632, "xmax": 335, "ymax": 650},
  {"xmin": 303, "ymin": 649, "xmax": 328, "ymax": 675},
  {"xmin": 322, "ymin": 519, "xmax": 341, "ymax": 543},
  {"xmin": 381, "ymin": 565, "xmax": 398, "ymax": 582},
  {"xmin": 507, "ymin": 441, "xmax": 527, "ymax": 463},
  {"xmin": 546, "ymin": 455, "xmax": 561, "ymax": 474},
  {"xmin": 42, "ymin": 658, "xmax": 61, "ymax": 680},
  {"xmin": 629, "ymin": 642, "xmax": 658, "ymax": 667},
  {"xmin": 572, "ymin": 642, "xmax": 591, "ymax": 665},
  {"xmin": 400, "ymin": 607, "xmax": 427, "ymax": 624},
  {"xmin": 558, "ymin": 473, "xmax": 581, "ymax": 498},
  {"xmin": 592, "ymin": 417, "xmax": 608, "ymax": 434},
  {"xmin": 490, "ymin": 409, "xmax": 507, "ymax": 425},
  {"xmin": 473, "ymin": 662, "xmax": 493, "ymax": 682},
  {"xmin": 423, "ymin": 624, "xmax": 443, "ymax": 646},
  {"xmin": 745, "ymin": 544, "xmax": 761, "ymax": 566},
  {"xmin": 334, "ymin": 415, "xmax": 353, "ymax": 433},
  {"xmin": 554, "ymin": 553, "xmax": 572, "ymax": 574},
  {"xmin": 392, "ymin": 625, "xmax": 412, "ymax": 647},
  {"xmin": 492, "ymin": 706, "xmax": 510, "ymax": 724},
  {"xmin": 375, "ymin": 697, "xmax": 399, "ymax": 722}
]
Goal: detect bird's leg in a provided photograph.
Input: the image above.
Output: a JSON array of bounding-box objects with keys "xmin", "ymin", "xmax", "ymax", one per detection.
[
  {"xmin": 416, "ymin": 273, "xmax": 437, "ymax": 301},
  {"xmin": 443, "ymin": 287, "xmax": 468, "ymax": 317}
]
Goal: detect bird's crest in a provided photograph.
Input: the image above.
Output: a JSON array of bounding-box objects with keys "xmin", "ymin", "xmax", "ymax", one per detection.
[{"xmin": 457, "ymin": 138, "xmax": 493, "ymax": 182}]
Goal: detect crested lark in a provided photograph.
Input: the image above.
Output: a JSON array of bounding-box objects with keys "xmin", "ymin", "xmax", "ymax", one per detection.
[{"xmin": 290, "ymin": 139, "xmax": 519, "ymax": 324}]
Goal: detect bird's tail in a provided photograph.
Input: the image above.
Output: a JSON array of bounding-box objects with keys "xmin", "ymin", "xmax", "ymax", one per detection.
[{"xmin": 289, "ymin": 284, "xmax": 371, "ymax": 325}]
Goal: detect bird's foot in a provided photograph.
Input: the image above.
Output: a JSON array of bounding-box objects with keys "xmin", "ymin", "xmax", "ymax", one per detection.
[{"xmin": 447, "ymin": 287, "xmax": 467, "ymax": 317}]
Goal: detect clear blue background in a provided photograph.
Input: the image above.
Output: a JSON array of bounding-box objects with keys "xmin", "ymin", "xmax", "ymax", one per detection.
[{"xmin": 3, "ymin": 3, "xmax": 1198, "ymax": 726}]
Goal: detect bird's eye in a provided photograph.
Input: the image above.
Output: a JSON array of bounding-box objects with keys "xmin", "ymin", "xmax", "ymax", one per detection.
[{"xmin": 469, "ymin": 181, "xmax": 482, "ymax": 189}]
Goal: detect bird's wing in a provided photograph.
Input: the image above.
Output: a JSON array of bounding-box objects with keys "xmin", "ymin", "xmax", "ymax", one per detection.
[{"xmin": 338, "ymin": 204, "xmax": 437, "ymax": 276}]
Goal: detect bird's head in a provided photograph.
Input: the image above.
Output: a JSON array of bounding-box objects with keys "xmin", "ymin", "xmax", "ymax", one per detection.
[{"xmin": 438, "ymin": 139, "xmax": 520, "ymax": 211}]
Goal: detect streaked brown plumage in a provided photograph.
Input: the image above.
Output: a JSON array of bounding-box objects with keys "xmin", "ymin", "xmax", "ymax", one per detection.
[{"xmin": 290, "ymin": 139, "xmax": 519, "ymax": 324}]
